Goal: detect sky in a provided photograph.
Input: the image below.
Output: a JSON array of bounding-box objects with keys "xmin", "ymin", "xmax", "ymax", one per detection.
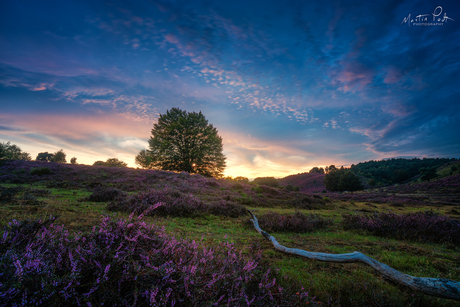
[{"xmin": 1, "ymin": 0, "xmax": 459, "ymax": 179}]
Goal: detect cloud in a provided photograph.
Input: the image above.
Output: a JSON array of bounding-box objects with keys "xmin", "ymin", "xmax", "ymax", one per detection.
[
  {"xmin": 334, "ymin": 63, "xmax": 374, "ymax": 93},
  {"xmin": 0, "ymin": 111, "xmax": 154, "ymax": 166},
  {"xmin": 0, "ymin": 125, "xmax": 22, "ymax": 131},
  {"xmin": 221, "ymin": 131, "xmax": 355, "ymax": 178},
  {"xmin": 383, "ymin": 67, "xmax": 403, "ymax": 84}
]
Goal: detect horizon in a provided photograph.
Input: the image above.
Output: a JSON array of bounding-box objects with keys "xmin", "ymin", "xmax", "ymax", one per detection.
[
  {"xmin": 3, "ymin": 151, "xmax": 457, "ymax": 182},
  {"xmin": 1, "ymin": 0, "xmax": 459, "ymax": 178}
]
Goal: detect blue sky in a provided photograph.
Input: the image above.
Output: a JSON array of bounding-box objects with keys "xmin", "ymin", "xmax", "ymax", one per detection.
[{"xmin": 1, "ymin": 0, "xmax": 459, "ymax": 178}]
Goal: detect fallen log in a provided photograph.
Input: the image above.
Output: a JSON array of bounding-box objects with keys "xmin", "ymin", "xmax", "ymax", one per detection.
[{"xmin": 248, "ymin": 210, "xmax": 460, "ymax": 300}]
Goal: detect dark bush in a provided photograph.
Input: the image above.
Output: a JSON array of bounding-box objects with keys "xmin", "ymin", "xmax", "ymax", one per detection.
[
  {"xmin": 205, "ymin": 180, "xmax": 220, "ymax": 187},
  {"xmin": 208, "ymin": 200, "xmax": 247, "ymax": 217},
  {"xmin": 253, "ymin": 177, "xmax": 279, "ymax": 187},
  {"xmin": 27, "ymin": 188, "xmax": 51, "ymax": 197},
  {"xmin": 18, "ymin": 193, "xmax": 43, "ymax": 206},
  {"xmin": 0, "ymin": 186, "xmax": 23, "ymax": 202},
  {"xmin": 294, "ymin": 196, "xmax": 326, "ymax": 210},
  {"xmin": 30, "ymin": 167, "xmax": 51, "ymax": 176},
  {"xmin": 85, "ymin": 187, "xmax": 127, "ymax": 202},
  {"xmin": 235, "ymin": 194, "xmax": 255, "ymax": 206},
  {"xmin": 254, "ymin": 185, "xmax": 281, "ymax": 196},
  {"xmin": 231, "ymin": 182, "xmax": 244, "ymax": 190},
  {"xmin": 255, "ymin": 211, "xmax": 332, "ymax": 233},
  {"xmin": 286, "ymin": 184, "xmax": 294, "ymax": 191}
]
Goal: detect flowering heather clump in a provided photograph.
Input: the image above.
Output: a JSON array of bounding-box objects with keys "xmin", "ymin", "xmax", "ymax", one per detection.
[
  {"xmin": 208, "ymin": 200, "xmax": 248, "ymax": 218},
  {"xmin": 383, "ymin": 174, "xmax": 460, "ymax": 195},
  {"xmin": 84, "ymin": 187, "xmax": 127, "ymax": 202},
  {"xmin": 253, "ymin": 185, "xmax": 281, "ymax": 196},
  {"xmin": 0, "ymin": 208, "xmax": 321, "ymax": 306},
  {"xmin": 325, "ymin": 192, "xmax": 429, "ymax": 207},
  {"xmin": 108, "ymin": 187, "xmax": 248, "ymax": 218},
  {"xmin": 107, "ymin": 187, "xmax": 209, "ymax": 217},
  {"xmin": 342, "ymin": 211, "xmax": 460, "ymax": 246},
  {"xmin": 0, "ymin": 160, "xmax": 224, "ymax": 195},
  {"xmin": 256, "ymin": 211, "xmax": 332, "ymax": 233},
  {"xmin": 279, "ymin": 172, "xmax": 326, "ymax": 193}
]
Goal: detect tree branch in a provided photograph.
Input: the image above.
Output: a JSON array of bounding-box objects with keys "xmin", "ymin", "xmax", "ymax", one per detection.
[{"xmin": 248, "ymin": 210, "xmax": 460, "ymax": 301}]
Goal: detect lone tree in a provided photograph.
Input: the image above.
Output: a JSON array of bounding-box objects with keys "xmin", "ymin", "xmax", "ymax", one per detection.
[
  {"xmin": 136, "ymin": 108, "xmax": 226, "ymax": 177},
  {"xmin": 51, "ymin": 149, "xmax": 67, "ymax": 163}
]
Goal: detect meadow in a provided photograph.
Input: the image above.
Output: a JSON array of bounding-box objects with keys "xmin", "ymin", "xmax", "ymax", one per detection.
[{"xmin": 1, "ymin": 160, "xmax": 460, "ymax": 306}]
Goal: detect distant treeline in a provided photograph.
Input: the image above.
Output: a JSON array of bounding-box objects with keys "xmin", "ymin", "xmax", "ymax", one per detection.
[
  {"xmin": 350, "ymin": 158, "xmax": 457, "ymax": 185},
  {"xmin": 1, "ymin": 141, "xmax": 127, "ymax": 168}
]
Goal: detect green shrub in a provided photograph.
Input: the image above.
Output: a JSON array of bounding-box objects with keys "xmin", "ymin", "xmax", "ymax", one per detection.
[
  {"xmin": 30, "ymin": 167, "xmax": 51, "ymax": 176},
  {"xmin": 230, "ymin": 182, "xmax": 244, "ymax": 190},
  {"xmin": 286, "ymin": 184, "xmax": 294, "ymax": 191},
  {"xmin": 253, "ymin": 177, "xmax": 279, "ymax": 187}
]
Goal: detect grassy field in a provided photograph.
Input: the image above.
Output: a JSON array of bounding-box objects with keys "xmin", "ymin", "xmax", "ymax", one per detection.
[{"xmin": 1, "ymin": 160, "xmax": 459, "ymax": 306}]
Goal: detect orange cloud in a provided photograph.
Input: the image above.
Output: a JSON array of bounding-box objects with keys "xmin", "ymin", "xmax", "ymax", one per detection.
[{"xmin": 221, "ymin": 132, "xmax": 335, "ymax": 179}]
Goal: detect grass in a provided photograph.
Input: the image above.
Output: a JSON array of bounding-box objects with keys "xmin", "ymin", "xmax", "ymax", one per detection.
[{"xmin": 1, "ymin": 161, "xmax": 460, "ymax": 306}]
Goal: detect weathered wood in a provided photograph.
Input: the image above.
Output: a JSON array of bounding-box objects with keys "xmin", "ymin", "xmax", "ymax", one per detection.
[{"xmin": 248, "ymin": 210, "xmax": 460, "ymax": 300}]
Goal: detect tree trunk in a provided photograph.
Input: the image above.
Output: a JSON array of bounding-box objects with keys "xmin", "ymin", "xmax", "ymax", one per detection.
[{"xmin": 248, "ymin": 210, "xmax": 460, "ymax": 301}]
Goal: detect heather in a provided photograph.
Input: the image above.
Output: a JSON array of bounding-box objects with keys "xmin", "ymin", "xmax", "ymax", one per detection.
[
  {"xmin": 254, "ymin": 211, "xmax": 332, "ymax": 233},
  {"xmin": 0, "ymin": 160, "xmax": 224, "ymax": 194},
  {"xmin": 0, "ymin": 185, "xmax": 50, "ymax": 206},
  {"xmin": 382, "ymin": 174, "xmax": 460, "ymax": 195},
  {"xmin": 325, "ymin": 192, "xmax": 430, "ymax": 207},
  {"xmin": 107, "ymin": 187, "xmax": 247, "ymax": 218},
  {"xmin": 1, "ymin": 160, "xmax": 460, "ymax": 306},
  {"xmin": 279, "ymin": 172, "xmax": 326, "ymax": 193},
  {"xmin": 84, "ymin": 187, "xmax": 127, "ymax": 202},
  {"xmin": 1, "ymin": 207, "xmax": 320, "ymax": 306},
  {"xmin": 342, "ymin": 211, "xmax": 460, "ymax": 246}
]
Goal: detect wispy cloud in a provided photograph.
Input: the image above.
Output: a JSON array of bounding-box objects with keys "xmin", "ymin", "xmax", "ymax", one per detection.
[{"xmin": 1, "ymin": 0, "xmax": 459, "ymax": 176}]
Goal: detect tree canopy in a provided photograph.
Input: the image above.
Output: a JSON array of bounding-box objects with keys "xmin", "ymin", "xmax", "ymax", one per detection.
[
  {"xmin": 93, "ymin": 158, "xmax": 127, "ymax": 167},
  {"xmin": 36, "ymin": 149, "xmax": 67, "ymax": 163},
  {"xmin": 350, "ymin": 158, "xmax": 455, "ymax": 185},
  {"xmin": 36, "ymin": 152, "xmax": 54, "ymax": 162},
  {"xmin": 136, "ymin": 108, "xmax": 226, "ymax": 177},
  {"xmin": 51, "ymin": 149, "xmax": 67, "ymax": 163},
  {"xmin": 324, "ymin": 168, "xmax": 363, "ymax": 192},
  {"xmin": 0, "ymin": 142, "xmax": 31, "ymax": 161},
  {"xmin": 420, "ymin": 167, "xmax": 437, "ymax": 181},
  {"xmin": 309, "ymin": 166, "xmax": 325, "ymax": 174}
]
